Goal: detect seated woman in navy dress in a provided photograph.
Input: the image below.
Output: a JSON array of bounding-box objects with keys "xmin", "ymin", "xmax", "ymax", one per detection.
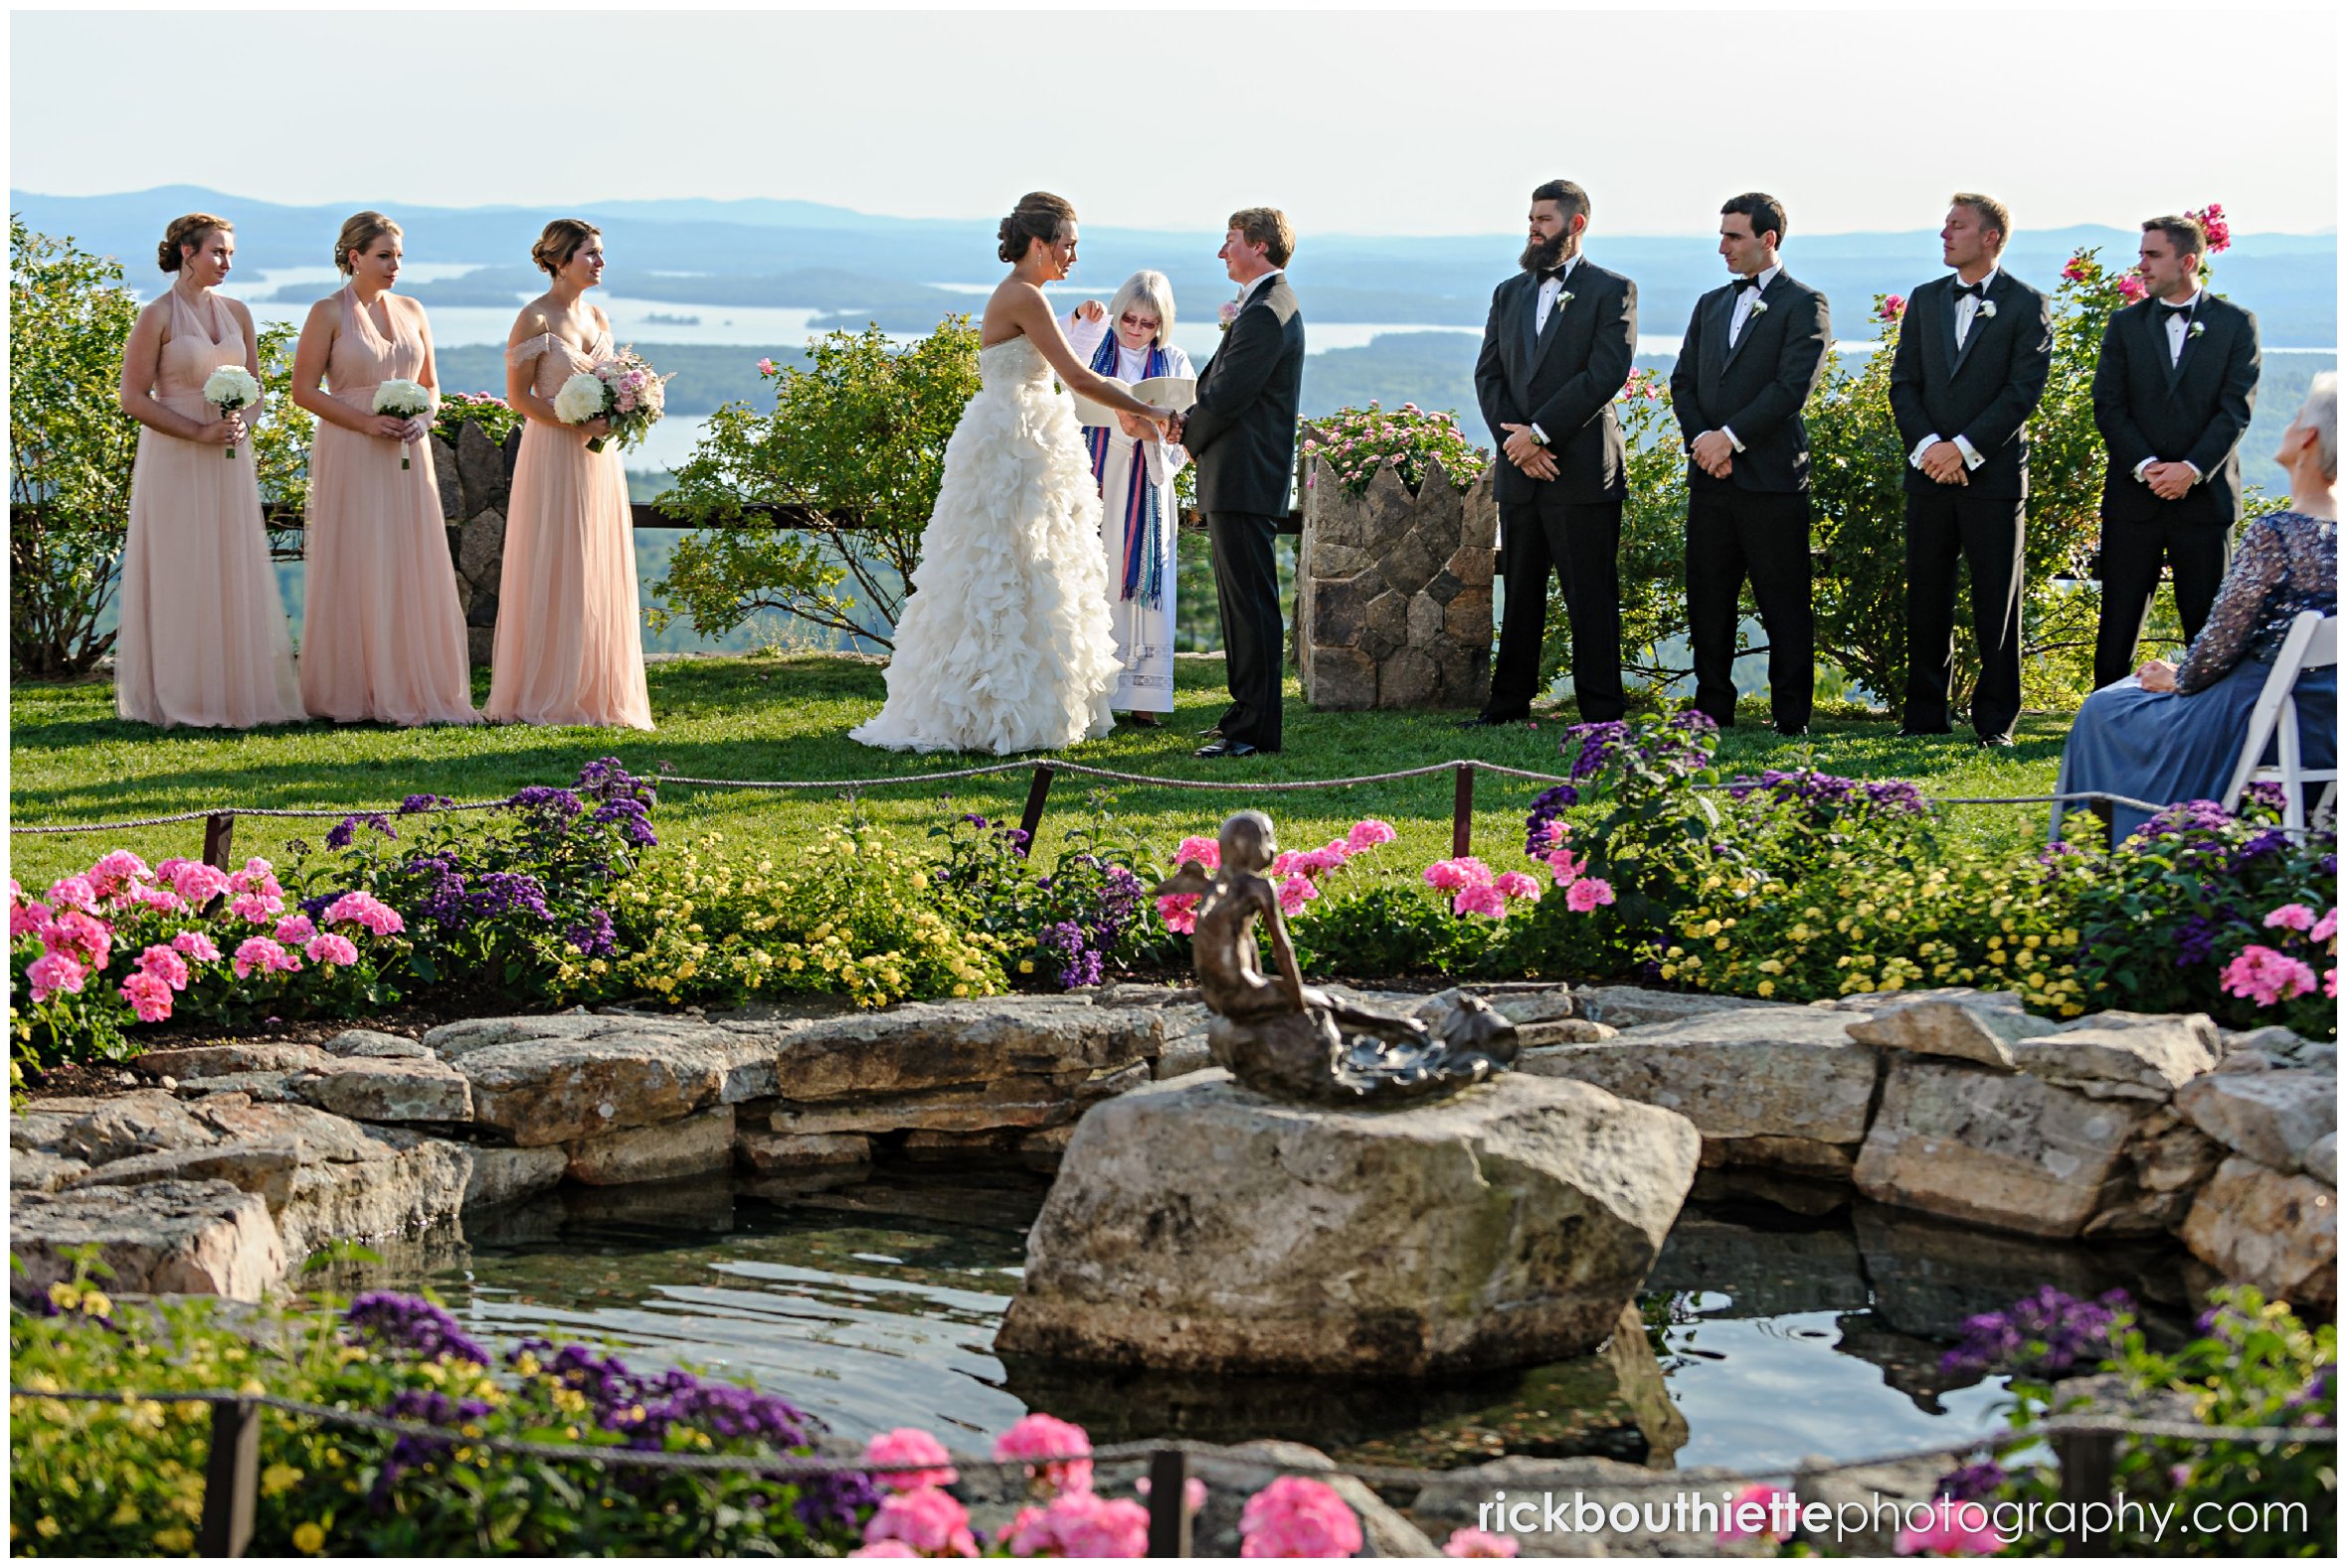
[{"xmin": 2056, "ymin": 372, "xmax": 2338, "ymax": 841}]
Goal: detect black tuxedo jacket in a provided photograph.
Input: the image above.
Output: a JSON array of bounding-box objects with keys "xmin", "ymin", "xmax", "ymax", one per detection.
[
  {"xmin": 1183, "ymin": 273, "xmax": 1305, "ymax": 516},
  {"xmin": 1474, "ymin": 260, "xmax": 1637, "ymax": 505},
  {"xmin": 1888, "ymin": 269, "xmax": 2055, "ymax": 500},
  {"xmin": 2091, "ymin": 293, "xmax": 2260, "ymax": 526},
  {"xmin": 1668, "ymin": 271, "xmax": 1832, "ymax": 494}
]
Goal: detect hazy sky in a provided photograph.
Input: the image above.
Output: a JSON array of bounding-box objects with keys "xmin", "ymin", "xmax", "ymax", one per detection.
[{"xmin": 8, "ymin": 1, "xmax": 2340, "ymax": 236}]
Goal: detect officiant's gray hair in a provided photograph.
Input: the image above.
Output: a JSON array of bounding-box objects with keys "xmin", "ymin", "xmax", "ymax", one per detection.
[{"xmin": 1107, "ymin": 270, "xmax": 1176, "ymax": 346}]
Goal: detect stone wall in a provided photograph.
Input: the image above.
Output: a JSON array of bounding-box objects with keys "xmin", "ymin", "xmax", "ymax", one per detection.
[
  {"xmin": 428, "ymin": 421, "xmax": 523, "ymax": 668},
  {"xmin": 1294, "ymin": 454, "xmax": 1496, "ymax": 710}
]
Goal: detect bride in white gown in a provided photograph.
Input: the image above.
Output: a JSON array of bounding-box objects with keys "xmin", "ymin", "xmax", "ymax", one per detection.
[{"xmin": 850, "ymin": 192, "xmax": 1174, "ymax": 755}]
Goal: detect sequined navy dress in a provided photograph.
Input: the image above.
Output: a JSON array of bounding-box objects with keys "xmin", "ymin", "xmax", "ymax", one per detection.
[{"xmin": 2056, "ymin": 509, "xmax": 2338, "ymax": 839}]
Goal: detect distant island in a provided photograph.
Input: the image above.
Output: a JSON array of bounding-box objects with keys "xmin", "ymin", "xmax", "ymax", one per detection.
[{"xmin": 644, "ymin": 311, "xmax": 701, "ymax": 326}]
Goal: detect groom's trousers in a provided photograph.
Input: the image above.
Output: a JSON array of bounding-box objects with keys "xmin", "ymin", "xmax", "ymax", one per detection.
[{"xmin": 1207, "ymin": 509, "xmax": 1285, "ymax": 752}]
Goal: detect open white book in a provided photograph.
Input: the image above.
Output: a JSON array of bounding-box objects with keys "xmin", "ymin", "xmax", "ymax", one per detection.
[{"xmin": 1069, "ymin": 375, "xmax": 1196, "ymax": 431}]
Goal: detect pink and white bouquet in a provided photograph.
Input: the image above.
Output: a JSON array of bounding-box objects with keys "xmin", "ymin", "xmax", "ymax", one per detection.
[
  {"xmin": 202, "ymin": 364, "xmax": 261, "ymax": 459},
  {"xmin": 371, "ymin": 377, "xmax": 433, "ymax": 468},
  {"xmin": 555, "ymin": 346, "xmax": 671, "ymax": 453}
]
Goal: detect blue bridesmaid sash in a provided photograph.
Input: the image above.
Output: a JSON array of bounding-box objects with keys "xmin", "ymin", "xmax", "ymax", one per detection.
[{"xmin": 1082, "ymin": 332, "xmax": 1170, "ymax": 608}]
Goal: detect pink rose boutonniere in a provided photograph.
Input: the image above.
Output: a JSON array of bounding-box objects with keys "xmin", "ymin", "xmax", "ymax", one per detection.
[{"xmin": 1218, "ymin": 298, "xmax": 1242, "ymax": 333}]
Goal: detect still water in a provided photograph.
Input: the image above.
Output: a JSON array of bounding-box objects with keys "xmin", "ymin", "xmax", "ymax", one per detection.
[{"xmin": 370, "ymin": 1165, "xmax": 2195, "ymax": 1475}]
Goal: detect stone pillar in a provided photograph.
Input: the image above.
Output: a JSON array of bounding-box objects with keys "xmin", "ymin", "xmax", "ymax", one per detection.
[
  {"xmin": 434, "ymin": 421, "xmax": 524, "ymax": 668},
  {"xmin": 1294, "ymin": 453, "xmax": 1497, "ymax": 710}
]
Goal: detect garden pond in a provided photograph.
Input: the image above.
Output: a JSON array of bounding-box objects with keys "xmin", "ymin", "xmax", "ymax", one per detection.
[{"xmin": 335, "ymin": 1163, "xmax": 2203, "ymax": 1477}]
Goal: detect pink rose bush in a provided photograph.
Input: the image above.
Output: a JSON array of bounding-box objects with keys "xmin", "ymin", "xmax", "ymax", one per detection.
[
  {"xmin": 859, "ymin": 1486, "xmax": 980, "ymax": 1557},
  {"xmin": 866, "ymin": 1429, "xmax": 960, "ymax": 1490},
  {"xmin": 10, "ymin": 851, "xmax": 411, "ymax": 1067},
  {"xmin": 1880, "ymin": 292, "xmax": 1907, "ymax": 321}
]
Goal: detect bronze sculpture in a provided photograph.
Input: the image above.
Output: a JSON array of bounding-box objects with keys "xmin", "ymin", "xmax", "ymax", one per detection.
[{"xmin": 1155, "ymin": 809, "xmax": 1519, "ymax": 1104}]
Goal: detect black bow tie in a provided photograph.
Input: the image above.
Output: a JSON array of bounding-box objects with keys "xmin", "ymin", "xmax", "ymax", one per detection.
[
  {"xmin": 1951, "ymin": 279, "xmax": 1986, "ymax": 302},
  {"xmin": 1732, "ymin": 274, "xmax": 1766, "ymax": 296},
  {"xmin": 1537, "ymin": 264, "xmax": 1570, "ymax": 284},
  {"xmin": 2159, "ymin": 299, "xmax": 2197, "ymax": 319}
]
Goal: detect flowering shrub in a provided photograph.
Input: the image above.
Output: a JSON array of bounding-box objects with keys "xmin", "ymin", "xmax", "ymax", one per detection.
[
  {"xmin": 285, "ymin": 758, "xmax": 658, "ymax": 1007},
  {"xmin": 1156, "ymin": 817, "xmax": 1397, "ymax": 937},
  {"xmin": 1238, "ymin": 1475, "xmax": 1363, "ymax": 1557},
  {"xmin": 429, "ymin": 390, "xmax": 521, "ymax": 448},
  {"xmin": 10, "ymin": 852, "xmax": 407, "ymax": 1068},
  {"xmin": 560, "ymin": 824, "xmax": 1010, "ymax": 1010},
  {"xmin": 1301, "ymin": 403, "xmax": 1487, "ymax": 496},
  {"xmin": 932, "ymin": 809, "xmax": 1158, "ymax": 990},
  {"xmin": 1951, "ymin": 1285, "xmax": 2335, "ymax": 1558},
  {"xmin": 9, "ymin": 1281, "xmax": 873, "ymax": 1556}
]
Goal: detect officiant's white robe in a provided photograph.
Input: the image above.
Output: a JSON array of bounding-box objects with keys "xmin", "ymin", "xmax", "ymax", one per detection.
[{"xmin": 1065, "ymin": 313, "xmax": 1190, "ymax": 714}]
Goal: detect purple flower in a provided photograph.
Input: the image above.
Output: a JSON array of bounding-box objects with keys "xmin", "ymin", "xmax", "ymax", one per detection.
[
  {"xmin": 326, "ymin": 812, "xmax": 396, "ymax": 851},
  {"xmin": 1935, "ymin": 1462, "xmax": 2008, "ymax": 1503},
  {"xmin": 345, "ymin": 1291, "xmax": 491, "ymax": 1365},
  {"xmin": 398, "ymin": 793, "xmax": 455, "ymax": 815},
  {"xmin": 566, "ymin": 908, "xmax": 619, "ymax": 958},
  {"xmin": 1941, "ymin": 1287, "xmax": 2130, "ymax": 1376}
]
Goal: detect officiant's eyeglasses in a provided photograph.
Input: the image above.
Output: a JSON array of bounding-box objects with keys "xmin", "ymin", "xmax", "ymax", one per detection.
[{"xmin": 1120, "ymin": 312, "xmax": 1160, "ymax": 335}]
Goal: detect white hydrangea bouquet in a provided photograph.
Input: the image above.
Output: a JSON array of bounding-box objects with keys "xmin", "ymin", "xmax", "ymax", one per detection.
[
  {"xmin": 567, "ymin": 346, "xmax": 671, "ymax": 454},
  {"xmin": 201, "ymin": 364, "xmax": 262, "ymax": 459},
  {"xmin": 371, "ymin": 378, "xmax": 433, "ymax": 468}
]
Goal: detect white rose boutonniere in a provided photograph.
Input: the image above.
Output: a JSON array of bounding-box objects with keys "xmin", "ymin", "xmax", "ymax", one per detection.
[
  {"xmin": 1977, "ymin": 299, "xmax": 1998, "ymax": 320},
  {"xmin": 2189, "ymin": 320, "xmax": 2207, "ymax": 339},
  {"xmin": 1558, "ymin": 290, "xmax": 1574, "ymax": 307},
  {"xmin": 1748, "ymin": 297, "xmax": 1769, "ymax": 318}
]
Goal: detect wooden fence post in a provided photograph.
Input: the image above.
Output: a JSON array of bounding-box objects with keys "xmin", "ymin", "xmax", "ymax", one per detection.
[
  {"xmin": 1451, "ymin": 764, "xmax": 1475, "ymax": 859},
  {"xmin": 1145, "ymin": 1449, "xmax": 1191, "ymax": 1558},
  {"xmin": 196, "ymin": 1398, "xmax": 260, "ymax": 1557},
  {"xmin": 1016, "ymin": 765, "xmax": 1056, "ymax": 857},
  {"xmin": 2054, "ymin": 1427, "xmax": 2116, "ymax": 1554},
  {"xmin": 201, "ymin": 813, "xmax": 237, "ymax": 871}
]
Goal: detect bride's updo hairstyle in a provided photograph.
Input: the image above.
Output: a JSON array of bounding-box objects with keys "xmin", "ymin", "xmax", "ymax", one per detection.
[
  {"xmin": 157, "ymin": 212, "xmax": 233, "ymax": 272},
  {"xmin": 531, "ymin": 218, "xmax": 602, "ymax": 276},
  {"xmin": 997, "ymin": 192, "xmax": 1077, "ymax": 264},
  {"xmin": 334, "ymin": 211, "xmax": 403, "ymax": 275}
]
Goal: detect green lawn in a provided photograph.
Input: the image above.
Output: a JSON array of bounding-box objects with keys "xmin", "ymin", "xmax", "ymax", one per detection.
[{"xmin": 6, "ymin": 655, "xmax": 2072, "ymax": 890}]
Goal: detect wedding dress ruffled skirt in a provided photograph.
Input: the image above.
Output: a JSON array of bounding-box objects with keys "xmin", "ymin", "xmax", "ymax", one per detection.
[{"xmin": 851, "ymin": 336, "xmax": 1120, "ymax": 755}]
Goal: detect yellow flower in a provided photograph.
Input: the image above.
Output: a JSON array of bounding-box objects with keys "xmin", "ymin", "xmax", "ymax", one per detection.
[
  {"xmin": 292, "ymin": 1520, "xmax": 327, "ymax": 1554},
  {"xmin": 47, "ymin": 1281, "xmax": 82, "ymax": 1310},
  {"xmin": 108, "ymin": 1500, "xmax": 139, "ymax": 1527},
  {"xmin": 35, "ymin": 1517, "xmax": 61, "ymax": 1540},
  {"xmin": 1755, "ymin": 980, "xmax": 1775, "ymax": 997},
  {"xmin": 262, "ymin": 1463, "xmax": 303, "ymax": 1497}
]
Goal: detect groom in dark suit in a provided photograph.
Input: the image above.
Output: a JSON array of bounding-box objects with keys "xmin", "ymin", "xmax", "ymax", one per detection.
[
  {"xmin": 1174, "ymin": 208, "xmax": 1305, "ymax": 760},
  {"xmin": 1669, "ymin": 192, "xmax": 1832, "ymax": 734},
  {"xmin": 1468, "ymin": 179, "xmax": 1636, "ymax": 727},
  {"xmin": 2089, "ymin": 214, "xmax": 2261, "ymax": 688},
  {"xmin": 1889, "ymin": 192, "xmax": 2054, "ymax": 747}
]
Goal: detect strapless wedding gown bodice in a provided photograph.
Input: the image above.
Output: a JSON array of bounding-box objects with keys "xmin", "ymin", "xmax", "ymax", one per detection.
[{"xmin": 850, "ymin": 333, "xmax": 1120, "ymax": 755}]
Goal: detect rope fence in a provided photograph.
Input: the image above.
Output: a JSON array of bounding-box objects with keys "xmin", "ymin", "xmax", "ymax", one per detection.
[
  {"xmin": 10, "ymin": 1382, "xmax": 2332, "ymax": 1557},
  {"xmin": 6, "ymin": 756, "xmax": 2176, "ymax": 873}
]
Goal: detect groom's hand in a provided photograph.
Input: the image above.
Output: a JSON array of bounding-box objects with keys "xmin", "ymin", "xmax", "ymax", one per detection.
[
  {"xmin": 1501, "ymin": 423, "xmax": 1557, "ymax": 480},
  {"xmin": 1163, "ymin": 412, "xmax": 1186, "ymax": 444},
  {"xmin": 1691, "ymin": 430, "xmax": 1735, "ymax": 479}
]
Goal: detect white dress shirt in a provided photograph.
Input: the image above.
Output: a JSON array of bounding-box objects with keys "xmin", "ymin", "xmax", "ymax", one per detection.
[
  {"xmin": 2133, "ymin": 288, "xmax": 2207, "ymax": 485},
  {"xmin": 1528, "ymin": 255, "xmax": 1580, "ymax": 446},
  {"xmin": 1234, "ymin": 267, "xmax": 1284, "ymax": 310},
  {"xmin": 1909, "ymin": 266, "xmax": 2000, "ymax": 473},
  {"xmin": 1710, "ymin": 262, "xmax": 1781, "ymax": 452}
]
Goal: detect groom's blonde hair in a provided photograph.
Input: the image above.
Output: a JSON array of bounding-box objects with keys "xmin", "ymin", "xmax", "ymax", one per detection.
[{"xmin": 1227, "ymin": 208, "xmax": 1295, "ymax": 269}]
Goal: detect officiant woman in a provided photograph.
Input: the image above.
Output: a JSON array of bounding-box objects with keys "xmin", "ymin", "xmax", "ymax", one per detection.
[{"xmin": 1064, "ymin": 271, "xmax": 1191, "ymax": 726}]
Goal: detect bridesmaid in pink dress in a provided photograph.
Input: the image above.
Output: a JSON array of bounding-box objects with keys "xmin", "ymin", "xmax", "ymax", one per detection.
[
  {"xmin": 485, "ymin": 219, "xmax": 653, "ymax": 730},
  {"xmin": 113, "ymin": 212, "xmax": 304, "ymax": 728},
  {"xmin": 289, "ymin": 212, "xmax": 479, "ymax": 726}
]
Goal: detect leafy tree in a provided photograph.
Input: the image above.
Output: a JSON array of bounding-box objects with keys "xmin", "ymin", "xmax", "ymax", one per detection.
[
  {"xmin": 9, "ymin": 218, "xmax": 140, "ymax": 677},
  {"xmin": 649, "ymin": 318, "xmax": 984, "ymax": 650}
]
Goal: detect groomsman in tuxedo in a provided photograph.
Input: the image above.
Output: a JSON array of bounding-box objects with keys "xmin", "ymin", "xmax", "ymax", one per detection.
[
  {"xmin": 2089, "ymin": 214, "xmax": 2261, "ymax": 687},
  {"xmin": 1889, "ymin": 193, "xmax": 2054, "ymax": 747},
  {"xmin": 1173, "ymin": 208, "xmax": 1305, "ymax": 760},
  {"xmin": 1467, "ymin": 179, "xmax": 1637, "ymax": 727},
  {"xmin": 1669, "ymin": 192, "xmax": 1833, "ymax": 734}
]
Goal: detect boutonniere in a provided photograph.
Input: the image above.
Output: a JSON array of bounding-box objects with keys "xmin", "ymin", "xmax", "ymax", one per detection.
[
  {"xmin": 1747, "ymin": 297, "xmax": 1769, "ymax": 318},
  {"xmin": 1217, "ymin": 298, "xmax": 1242, "ymax": 334},
  {"xmin": 1558, "ymin": 290, "xmax": 1574, "ymax": 307},
  {"xmin": 1976, "ymin": 299, "xmax": 1998, "ymax": 320},
  {"xmin": 2189, "ymin": 320, "xmax": 2206, "ymax": 339}
]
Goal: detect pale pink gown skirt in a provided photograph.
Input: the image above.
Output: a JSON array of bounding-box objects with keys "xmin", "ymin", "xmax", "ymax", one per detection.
[
  {"xmin": 114, "ymin": 288, "xmax": 304, "ymax": 729},
  {"xmin": 299, "ymin": 286, "xmax": 479, "ymax": 725},
  {"xmin": 484, "ymin": 330, "xmax": 653, "ymax": 730}
]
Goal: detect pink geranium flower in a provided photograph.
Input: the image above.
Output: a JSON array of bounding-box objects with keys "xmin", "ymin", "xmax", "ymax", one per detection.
[
  {"xmin": 1157, "ymin": 895, "xmax": 1200, "ymax": 936},
  {"xmin": 2219, "ymin": 944, "xmax": 2318, "ymax": 1006},
  {"xmin": 860, "ymin": 1486, "xmax": 978, "ymax": 1557},
  {"xmin": 1277, "ymin": 874, "xmax": 1320, "ymax": 916},
  {"xmin": 1423, "ymin": 856, "xmax": 1493, "ymax": 892},
  {"xmin": 1238, "ymin": 1476, "xmax": 1363, "ymax": 1559},
  {"xmin": 165, "ymin": 861, "xmax": 232, "ymax": 906},
  {"xmin": 11, "ymin": 895, "xmax": 55, "ymax": 941},
  {"xmin": 136, "ymin": 945, "xmax": 191, "ymax": 991},
  {"xmin": 1173, "ymin": 836, "xmax": 1221, "ymax": 870},
  {"xmin": 45, "ymin": 874, "xmax": 99, "ymax": 914},
  {"xmin": 2263, "ymin": 904, "xmax": 2316, "ymax": 933},
  {"xmin": 1442, "ymin": 1527, "xmax": 1520, "ymax": 1557},
  {"xmin": 847, "ymin": 1544, "xmax": 920, "ymax": 1559},
  {"xmin": 864, "ymin": 1428, "xmax": 959, "ymax": 1490},
  {"xmin": 1719, "ymin": 1482, "xmax": 1797, "ymax": 1543},
  {"xmin": 2312, "ymin": 907, "xmax": 2338, "ymax": 944},
  {"xmin": 1345, "ymin": 818, "xmax": 1396, "ymax": 852},
  {"xmin": 992, "ymin": 1412, "xmax": 1092, "ymax": 1497},
  {"xmin": 305, "ymin": 932, "xmax": 360, "ymax": 968},
  {"xmin": 41, "ymin": 910, "xmax": 113, "ymax": 968},
  {"xmin": 1495, "ymin": 871, "xmax": 1542, "ymax": 903},
  {"xmin": 1565, "ymin": 877, "xmax": 1617, "ymax": 913},
  {"xmin": 26, "ymin": 951, "xmax": 88, "ymax": 1003},
  {"xmin": 89, "ymin": 849, "xmax": 152, "ymax": 903},
  {"xmin": 119, "ymin": 969, "xmax": 175, "ymax": 1024},
  {"xmin": 1894, "ymin": 1497, "xmax": 2006, "ymax": 1556},
  {"xmin": 274, "ymin": 913, "xmax": 318, "ymax": 946},
  {"xmin": 1453, "ymin": 882, "xmax": 1509, "ymax": 919},
  {"xmin": 1005, "ymin": 1489, "xmax": 1150, "ymax": 1557},
  {"xmin": 232, "ymin": 937, "xmax": 302, "ymax": 979},
  {"xmin": 172, "ymin": 930, "xmax": 223, "ymax": 963},
  {"xmin": 322, "ymin": 891, "xmax": 405, "ymax": 936}
]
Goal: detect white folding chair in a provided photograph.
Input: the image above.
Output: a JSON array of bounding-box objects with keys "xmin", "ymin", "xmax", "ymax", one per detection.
[{"xmin": 2222, "ymin": 610, "xmax": 2339, "ymax": 830}]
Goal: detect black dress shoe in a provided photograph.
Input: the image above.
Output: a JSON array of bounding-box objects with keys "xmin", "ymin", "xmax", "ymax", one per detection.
[
  {"xmin": 1977, "ymin": 733, "xmax": 2016, "ymax": 749},
  {"xmin": 1194, "ymin": 739, "xmax": 1262, "ymax": 760}
]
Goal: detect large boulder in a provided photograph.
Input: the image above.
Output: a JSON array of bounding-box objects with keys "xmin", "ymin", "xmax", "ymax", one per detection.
[
  {"xmin": 2011, "ymin": 1012, "xmax": 2220, "ymax": 1101},
  {"xmin": 995, "ymin": 1071, "xmax": 1699, "ymax": 1376},
  {"xmin": 1853, "ymin": 1057, "xmax": 2156, "ymax": 1238},
  {"xmin": 2179, "ymin": 1156, "xmax": 2337, "ymax": 1311},
  {"xmin": 58, "ymin": 1090, "xmax": 218, "ymax": 1165},
  {"xmin": 1522, "ymin": 1008, "xmax": 1880, "ymax": 1176},
  {"xmin": 1570, "ymin": 986, "xmax": 1801, "ymax": 1030},
  {"xmin": 766, "ymin": 997, "xmax": 1167, "ymax": 1101},
  {"xmin": 446, "ymin": 1028, "xmax": 754, "ymax": 1145},
  {"xmin": 11, "ymin": 1179, "xmax": 286, "ymax": 1301},
  {"xmin": 2174, "ymin": 1071, "xmax": 2337, "ymax": 1174},
  {"xmin": 567, "ymin": 1106, "xmax": 736, "ymax": 1184},
  {"xmin": 1844, "ymin": 994, "xmax": 2060, "ymax": 1071},
  {"xmin": 292, "ymin": 1056, "xmax": 474, "ymax": 1123}
]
